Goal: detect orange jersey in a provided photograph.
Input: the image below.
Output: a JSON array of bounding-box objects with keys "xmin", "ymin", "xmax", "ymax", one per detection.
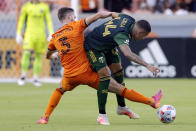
[{"xmin": 48, "ymin": 19, "xmax": 90, "ymax": 77}]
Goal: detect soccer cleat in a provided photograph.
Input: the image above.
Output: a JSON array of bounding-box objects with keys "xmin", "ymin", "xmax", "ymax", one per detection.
[
  {"xmin": 151, "ymin": 89, "xmax": 163, "ymax": 109},
  {"xmin": 33, "ymin": 79, "xmax": 42, "ymax": 87},
  {"xmin": 97, "ymin": 114, "xmax": 110, "ymax": 125},
  {"xmin": 37, "ymin": 117, "xmax": 49, "ymax": 124},
  {"xmin": 17, "ymin": 77, "xmax": 26, "ymax": 86},
  {"xmin": 117, "ymin": 106, "xmax": 140, "ymax": 119}
]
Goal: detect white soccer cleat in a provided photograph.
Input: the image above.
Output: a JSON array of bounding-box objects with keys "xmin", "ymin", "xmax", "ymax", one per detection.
[
  {"xmin": 97, "ymin": 114, "xmax": 110, "ymax": 125},
  {"xmin": 117, "ymin": 106, "xmax": 140, "ymax": 119},
  {"xmin": 33, "ymin": 79, "xmax": 42, "ymax": 87},
  {"xmin": 17, "ymin": 77, "xmax": 25, "ymax": 86}
]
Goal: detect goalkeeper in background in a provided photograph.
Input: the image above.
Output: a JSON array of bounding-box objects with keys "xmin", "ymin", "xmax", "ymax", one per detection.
[{"xmin": 16, "ymin": 0, "xmax": 54, "ymax": 86}]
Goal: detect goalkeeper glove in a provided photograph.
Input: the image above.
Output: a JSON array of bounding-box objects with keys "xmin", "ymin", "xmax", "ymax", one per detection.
[
  {"xmin": 16, "ymin": 34, "xmax": 23, "ymax": 44},
  {"xmin": 47, "ymin": 34, "xmax": 53, "ymax": 42}
]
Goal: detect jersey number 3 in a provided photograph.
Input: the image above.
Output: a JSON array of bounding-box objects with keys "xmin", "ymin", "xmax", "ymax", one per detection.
[
  {"xmin": 59, "ymin": 37, "xmax": 70, "ymax": 54},
  {"xmin": 103, "ymin": 20, "xmax": 117, "ymax": 37}
]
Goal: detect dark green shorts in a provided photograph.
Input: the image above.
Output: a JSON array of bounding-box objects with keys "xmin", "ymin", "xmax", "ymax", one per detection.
[{"xmin": 86, "ymin": 48, "xmax": 121, "ymax": 72}]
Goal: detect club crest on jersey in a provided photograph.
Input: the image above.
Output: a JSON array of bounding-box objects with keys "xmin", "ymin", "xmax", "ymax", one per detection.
[
  {"xmin": 124, "ymin": 39, "xmax": 129, "ymax": 45},
  {"xmin": 99, "ymin": 57, "xmax": 104, "ymax": 63}
]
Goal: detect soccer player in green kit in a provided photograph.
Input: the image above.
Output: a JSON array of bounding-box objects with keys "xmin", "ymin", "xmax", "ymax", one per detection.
[
  {"xmin": 16, "ymin": 0, "xmax": 54, "ymax": 86},
  {"xmin": 84, "ymin": 13, "xmax": 162, "ymax": 125}
]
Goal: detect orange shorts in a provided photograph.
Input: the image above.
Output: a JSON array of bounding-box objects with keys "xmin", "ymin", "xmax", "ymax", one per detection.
[{"xmin": 61, "ymin": 66, "xmax": 99, "ymax": 91}]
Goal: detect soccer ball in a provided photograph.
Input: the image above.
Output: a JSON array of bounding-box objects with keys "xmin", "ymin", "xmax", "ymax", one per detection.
[{"xmin": 158, "ymin": 105, "xmax": 176, "ymax": 123}]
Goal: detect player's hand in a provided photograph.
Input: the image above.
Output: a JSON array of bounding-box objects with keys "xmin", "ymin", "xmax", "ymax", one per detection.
[
  {"xmin": 98, "ymin": 11, "xmax": 112, "ymax": 18},
  {"xmin": 50, "ymin": 52, "xmax": 59, "ymax": 63},
  {"xmin": 16, "ymin": 34, "xmax": 23, "ymax": 44},
  {"xmin": 147, "ymin": 65, "xmax": 160, "ymax": 77},
  {"xmin": 47, "ymin": 35, "xmax": 52, "ymax": 42}
]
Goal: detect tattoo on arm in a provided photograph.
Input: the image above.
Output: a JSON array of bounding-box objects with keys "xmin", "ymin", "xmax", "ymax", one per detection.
[
  {"xmin": 127, "ymin": 52, "xmax": 149, "ymax": 67},
  {"xmin": 119, "ymin": 44, "xmax": 149, "ymax": 68}
]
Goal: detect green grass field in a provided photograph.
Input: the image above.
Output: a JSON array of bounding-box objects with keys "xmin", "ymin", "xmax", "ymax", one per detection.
[{"xmin": 0, "ymin": 79, "xmax": 196, "ymax": 131}]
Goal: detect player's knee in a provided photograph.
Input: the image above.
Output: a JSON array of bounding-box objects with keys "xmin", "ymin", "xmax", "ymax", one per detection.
[
  {"xmin": 109, "ymin": 63, "xmax": 122, "ymax": 73},
  {"xmin": 98, "ymin": 67, "xmax": 111, "ymax": 77},
  {"xmin": 56, "ymin": 87, "xmax": 66, "ymax": 95},
  {"xmin": 35, "ymin": 53, "xmax": 42, "ymax": 58},
  {"xmin": 98, "ymin": 71, "xmax": 110, "ymax": 77},
  {"xmin": 24, "ymin": 49, "xmax": 32, "ymax": 53},
  {"xmin": 23, "ymin": 50, "xmax": 31, "ymax": 56}
]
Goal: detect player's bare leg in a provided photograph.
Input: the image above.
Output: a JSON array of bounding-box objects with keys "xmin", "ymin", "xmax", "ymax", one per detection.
[{"xmin": 109, "ymin": 63, "xmax": 140, "ymax": 119}]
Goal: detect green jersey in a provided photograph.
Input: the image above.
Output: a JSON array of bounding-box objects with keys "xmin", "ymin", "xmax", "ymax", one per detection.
[
  {"xmin": 16, "ymin": 1, "xmax": 54, "ymax": 39},
  {"xmin": 84, "ymin": 14, "xmax": 135, "ymax": 51}
]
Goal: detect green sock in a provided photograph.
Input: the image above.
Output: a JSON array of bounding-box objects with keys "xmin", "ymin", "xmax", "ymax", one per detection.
[
  {"xmin": 21, "ymin": 51, "xmax": 31, "ymax": 74},
  {"xmin": 97, "ymin": 76, "xmax": 110, "ymax": 114},
  {"xmin": 113, "ymin": 69, "xmax": 126, "ymax": 107},
  {"xmin": 33, "ymin": 53, "xmax": 42, "ymax": 76}
]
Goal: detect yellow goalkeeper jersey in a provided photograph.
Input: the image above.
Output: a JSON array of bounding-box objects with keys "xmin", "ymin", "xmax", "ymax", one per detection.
[{"xmin": 16, "ymin": 1, "xmax": 54, "ymax": 39}]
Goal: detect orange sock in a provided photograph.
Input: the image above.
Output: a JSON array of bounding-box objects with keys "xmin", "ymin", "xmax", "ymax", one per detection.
[
  {"xmin": 44, "ymin": 88, "xmax": 64, "ymax": 118},
  {"xmin": 120, "ymin": 87, "xmax": 154, "ymax": 105}
]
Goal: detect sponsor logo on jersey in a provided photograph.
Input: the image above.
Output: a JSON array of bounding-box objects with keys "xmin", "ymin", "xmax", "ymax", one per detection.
[{"xmin": 125, "ymin": 40, "xmax": 176, "ymax": 78}]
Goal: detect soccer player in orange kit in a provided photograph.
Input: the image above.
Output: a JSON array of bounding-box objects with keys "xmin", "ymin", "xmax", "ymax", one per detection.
[{"xmin": 37, "ymin": 7, "xmax": 162, "ymax": 125}]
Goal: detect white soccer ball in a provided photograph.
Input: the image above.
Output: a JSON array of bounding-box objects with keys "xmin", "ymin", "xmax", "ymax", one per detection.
[{"xmin": 158, "ymin": 105, "xmax": 176, "ymax": 123}]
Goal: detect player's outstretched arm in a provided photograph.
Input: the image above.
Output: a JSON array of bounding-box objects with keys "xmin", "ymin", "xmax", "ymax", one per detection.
[
  {"xmin": 16, "ymin": 5, "xmax": 27, "ymax": 44},
  {"xmin": 85, "ymin": 11, "xmax": 114, "ymax": 25},
  {"xmin": 119, "ymin": 44, "xmax": 160, "ymax": 76},
  {"xmin": 111, "ymin": 12, "xmax": 120, "ymax": 18}
]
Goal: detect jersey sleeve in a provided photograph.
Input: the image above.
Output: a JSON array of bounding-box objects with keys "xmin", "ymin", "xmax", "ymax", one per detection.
[
  {"xmin": 16, "ymin": 4, "xmax": 27, "ymax": 35},
  {"xmin": 44, "ymin": 4, "xmax": 54, "ymax": 35},
  {"xmin": 113, "ymin": 32, "xmax": 130, "ymax": 46},
  {"xmin": 48, "ymin": 38, "xmax": 56, "ymax": 51},
  {"xmin": 118, "ymin": 13, "xmax": 127, "ymax": 17},
  {"xmin": 78, "ymin": 18, "xmax": 88, "ymax": 31}
]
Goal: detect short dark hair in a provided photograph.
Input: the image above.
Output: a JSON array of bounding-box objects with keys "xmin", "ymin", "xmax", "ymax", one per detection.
[
  {"xmin": 58, "ymin": 7, "xmax": 74, "ymax": 22},
  {"xmin": 136, "ymin": 20, "xmax": 151, "ymax": 33}
]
